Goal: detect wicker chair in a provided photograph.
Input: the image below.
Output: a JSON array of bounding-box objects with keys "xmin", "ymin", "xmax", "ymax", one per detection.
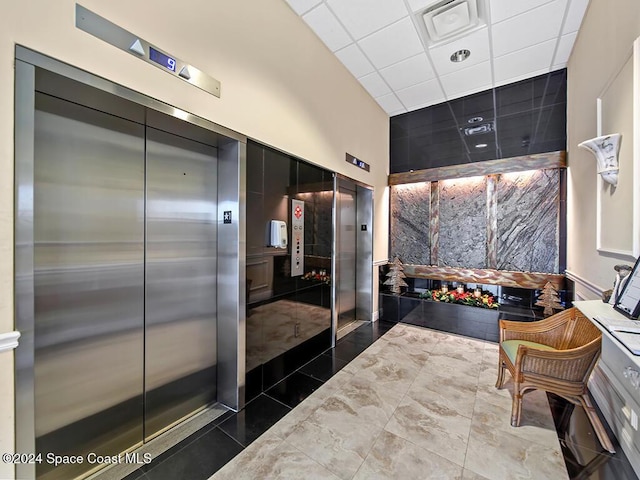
[{"xmin": 495, "ymin": 307, "xmax": 615, "ymax": 453}]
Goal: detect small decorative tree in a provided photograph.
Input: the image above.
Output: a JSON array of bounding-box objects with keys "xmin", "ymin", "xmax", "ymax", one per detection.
[
  {"xmin": 384, "ymin": 256, "xmax": 408, "ymax": 295},
  {"xmin": 536, "ymin": 282, "xmax": 565, "ymax": 316}
]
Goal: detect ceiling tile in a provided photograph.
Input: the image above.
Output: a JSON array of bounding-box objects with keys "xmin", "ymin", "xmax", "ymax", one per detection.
[
  {"xmin": 407, "ymin": 0, "xmax": 445, "ymax": 13},
  {"xmin": 358, "ymin": 17, "xmax": 424, "ymax": 69},
  {"xmin": 335, "ymin": 44, "xmax": 376, "ymax": 78},
  {"xmin": 562, "ymin": 0, "xmax": 589, "ymax": 34},
  {"xmin": 489, "ymin": 0, "xmax": 555, "ymax": 24},
  {"xmin": 326, "ymin": 0, "xmax": 408, "ymax": 40},
  {"xmin": 494, "ymin": 39, "xmax": 555, "ymax": 84},
  {"xmin": 285, "ymin": 0, "xmax": 323, "ymax": 15},
  {"xmin": 491, "ymin": 0, "xmax": 566, "ymax": 57},
  {"xmin": 553, "ymin": 31, "xmax": 577, "ymax": 66},
  {"xmin": 379, "ymin": 53, "xmax": 435, "ymax": 91},
  {"xmin": 439, "ymin": 61, "xmax": 492, "ymax": 98},
  {"xmin": 429, "ymin": 27, "xmax": 490, "ymax": 77},
  {"xmin": 376, "ymin": 93, "xmax": 406, "ymax": 114},
  {"xmin": 396, "ymin": 78, "xmax": 446, "ymax": 110},
  {"xmin": 302, "ymin": 4, "xmax": 352, "ymax": 52},
  {"xmin": 359, "ymin": 72, "xmax": 392, "ymax": 97}
]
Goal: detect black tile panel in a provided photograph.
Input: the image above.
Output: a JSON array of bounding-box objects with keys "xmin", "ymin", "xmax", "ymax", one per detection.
[
  {"xmin": 217, "ymin": 394, "xmax": 291, "ymax": 447},
  {"xmin": 265, "ymin": 371, "xmax": 324, "ymax": 408},
  {"xmin": 300, "ymin": 352, "xmax": 350, "ymax": 382}
]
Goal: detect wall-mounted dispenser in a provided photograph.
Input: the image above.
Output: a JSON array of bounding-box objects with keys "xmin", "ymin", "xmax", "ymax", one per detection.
[{"xmin": 269, "ymin": 220, "xmax": 287, "ymax": 248}]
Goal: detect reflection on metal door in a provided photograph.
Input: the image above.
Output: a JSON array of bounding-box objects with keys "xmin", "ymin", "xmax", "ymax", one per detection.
[
  {"xmin": 337, "ymin": 185, "xmax": 357, "ymax": 329},
  {"xmin": 34, "ymin": 93, "xmax": 146, "ymax": 480},
  {"xmin": 145, "ymin": 128, "xmax": 218, "ymax": 439}
]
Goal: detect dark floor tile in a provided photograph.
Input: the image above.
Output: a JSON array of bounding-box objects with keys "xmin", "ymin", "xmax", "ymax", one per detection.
[
  {"xmin": 217, "ymin": 394, "xmax": 291, "ymax": 447},
  {"xmin": 265, "ymin": 371, "xmax": 324, "ymax": 408},
  {"xmin": 143, "ymin": 427, "xmax": 243, "ymax": 480},
  {"xmin": 122, "ymin": 468, "xmax": 148, "ymax": 480},
  {"xmin": 300, "ymin": 352, "xmax": 350, "ymax": 382},
  {"xmin": 331, "ymin": 338, "xmax": 370, "ymax": 362},
  {"xmin": 548, "ymin": 393, "xmax": 638, "ymax": 480}
]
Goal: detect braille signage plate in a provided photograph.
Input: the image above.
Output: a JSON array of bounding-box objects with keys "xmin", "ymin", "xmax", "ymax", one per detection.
[
  {"xmin": 223, "ymin": 211, "xmax": 232, "ymax": 224},
  {"xmin": 346, "ymin": 153, "xmax": 369, "ymax": 172}
]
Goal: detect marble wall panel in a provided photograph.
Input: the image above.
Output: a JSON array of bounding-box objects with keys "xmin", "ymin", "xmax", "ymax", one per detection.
[
  {"xmin": 497, "ymin": 170, "xmax": 559, "ymax": 273},
  {"xmin": 439, "ymin": 178, "xmax": 487, "ymax": 269},
  {"xmin": 390, "ymin": 183, "xmax": 431, "ymax": 264}
]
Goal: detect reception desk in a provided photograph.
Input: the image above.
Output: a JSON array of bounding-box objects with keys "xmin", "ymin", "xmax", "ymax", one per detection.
[{"xmin": 574, "ymin": 300, "xmax": 640, "ymax": 476}]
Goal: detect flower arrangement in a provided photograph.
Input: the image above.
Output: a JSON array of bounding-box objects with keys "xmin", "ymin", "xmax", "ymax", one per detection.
[
  {"xmin": 419, "ymin": 288, "xmax": 498, "ymax": 309},
  {"xmin": 302, "ymin": 270, "xmax": 331, "ymax": 284}
]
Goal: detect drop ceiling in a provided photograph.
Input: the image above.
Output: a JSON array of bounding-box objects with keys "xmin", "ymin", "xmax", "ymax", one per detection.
[{"xmin": 283, "ymin": 0, "xmax": 589, "ymax": 116}]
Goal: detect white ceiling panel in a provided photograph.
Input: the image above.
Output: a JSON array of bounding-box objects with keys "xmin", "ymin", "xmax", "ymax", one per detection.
[
  {"xmin": 396, "ymin": 78, "xmax": 446, "ymax": 110},
  {"xmin": 285, "ymin": 0, "xmax": 322, "ymax": 16},
  {"xmin": 358, "ymin": 17, "xmax": 424, "ymax": 69},
  {"xmin": 429, "ymin": 27, "xmax": 490, "ymax": 77},
  {"xmin": 335, "ymin": 44, "xmax": 376, "ymax": 78},
  {"xmin": 302, "ymin": 4, "xmax": 352, "ymax": 52},
  {"xmin": 440, "ymin": 61, "xmax": 492, "ymax": 98},
  {"xmin": 359, "ymin": 72, "xmax": 392, "ymax": 98},
  {"xmin": 375, "ymin": 93, "xmax": 406, "ymax": 115},
  {"xmin": 284, "ymin": 0, "xmax": 587, "ymax": 116},
  {"xmin": 489, "ymin": 0, "xmax": 555, "ymax": 24},
  {"xmin": 326, "ymin": 0, "xmax": 408, "ymax": 40},
  {"xmin": 407, "ymin": 0, "xmax": 441, "ymax": 14},
  {"xmin": 562, "ymin": 0, "xmax": 590, "ymax": 34},
  {"xmin": 379, "ymin": 53, "xmax": 435, "ymax": 91},
  {"xmin": 493, "ymin": 39, "xmax": 556, "ymax": 84},
  {"xmin": 552, "ymin": 31, "xmax": 577, "ymax": 66},
  {"xmin": 491, "ymin": 0, "xmax": 566, "ymax": 57}
]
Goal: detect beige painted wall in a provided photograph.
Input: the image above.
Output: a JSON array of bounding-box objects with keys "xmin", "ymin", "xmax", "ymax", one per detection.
[
  {"xmin": 0, "ymin": 1, "xmax": 389, "ymax": 477},
  {"xmin": 567, "ymin": 0, "xmax": 640, "ymax": 299}
]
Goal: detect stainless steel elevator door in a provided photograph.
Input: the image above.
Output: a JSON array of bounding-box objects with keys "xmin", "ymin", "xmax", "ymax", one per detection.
[
  {"xmin": 144, "ymin": 127, "xmax": 218, "ymax": 439},
  {"xmin": 33, "ymin": 93, "xmax": 145, "ymax": 480},
  {"xmin": 337, "ymin": 185, "xmax": 357, "ymax": 329}
]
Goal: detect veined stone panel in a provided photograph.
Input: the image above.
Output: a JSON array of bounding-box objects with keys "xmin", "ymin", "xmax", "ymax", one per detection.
[
  {"xmin": 439, "ymin": 177, "xmax": 487, "ymax": 269},
  {"xmin": 497, "ymin": 170, "xmax": 559, "ymax": 273},
  {"xmin": 390, "ymin": 183, "xmax": 430, "ymax": 264}
]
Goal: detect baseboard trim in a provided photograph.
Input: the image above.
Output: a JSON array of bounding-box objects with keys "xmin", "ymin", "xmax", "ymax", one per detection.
[{"xmin": 565, "ymin": 270, "xmax": 606, "ymax": 300}]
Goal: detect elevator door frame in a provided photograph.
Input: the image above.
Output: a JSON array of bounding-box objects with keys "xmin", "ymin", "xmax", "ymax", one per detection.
[
  {"xmin": 14, "ymin": 46, "xmax": 247, "ymax": 480},
  {"xmin": 331, "ymin": 175, "xmax": 373, "ymax": 345}
]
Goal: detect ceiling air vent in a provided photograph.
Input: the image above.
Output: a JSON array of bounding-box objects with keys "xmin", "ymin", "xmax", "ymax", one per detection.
[{"xmin": 422, "ymin": 0, "xmax": 479, "ymax": 43}]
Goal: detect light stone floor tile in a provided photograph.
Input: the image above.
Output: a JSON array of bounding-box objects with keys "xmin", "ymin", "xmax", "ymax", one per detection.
[
  {"xmin": 472, "ymin": 397, "xmax": 559, "ymax": 448},
  {"xmin": 385, "ymin": 394, "xmax": 473, "ymax": 467},
  {"xmin": 408, "ymin": 369, "xmax": 478, "ymax": 419},
  {"xmin": 284, "ymin": 404, "xmax": 384, "ymax": 480},
  {"xmin": 321, "ymin": 375, "xmax": 406, "ymax": 428},
  {"xmin": 353, "ymin": 430, "xmax": 463, "ymax": 480},
  {"xmin": 212, "ymin": 433, "xmax": 340, "ymax": 480},
  {"xmin": 209, "ymin": 323, "xmax": 569, "ymax": 480},
  {"xmin": 462, "ymin": 468, "xmax": 492, "ymax": 480},
  {"xmin": 464, "ymin": 426, "xmax": 568, "ymax": 480}
]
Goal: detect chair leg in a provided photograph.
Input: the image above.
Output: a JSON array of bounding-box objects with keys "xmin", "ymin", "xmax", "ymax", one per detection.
[
  {"xmin": 496, "ymin": 358, "xmax": 506, "ymax": 388},
  {"xmin": 580, "ymin": 394, "xmax": 615, "ymax": 453},
  {"xmin": 511, "ymin": 382, "xmax": 522, "ymax": 427}
]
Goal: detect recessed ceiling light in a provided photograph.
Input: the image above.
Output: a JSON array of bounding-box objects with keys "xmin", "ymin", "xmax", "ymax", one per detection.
[
  {"xmin": 468, "ymin": 116, "xmax": 483, "ymax": 123},
  {"xmin": 450, "ymin": 49, "xmax": 470, "ymax": 62},
  {"xmin": 475, "ymin": 143, "xmax": 488, "ymax": 148}
]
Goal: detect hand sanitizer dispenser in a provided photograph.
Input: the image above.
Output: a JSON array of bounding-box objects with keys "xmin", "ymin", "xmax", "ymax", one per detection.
[{"xmin": 269, "ymin": 220, "xmax": 287, "ymax": 248}]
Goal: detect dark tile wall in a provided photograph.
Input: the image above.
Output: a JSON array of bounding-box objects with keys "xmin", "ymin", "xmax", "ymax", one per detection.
[
  {"xmin": 246, "ymin": 140, "xmax": 333, "ymax": 401},
  {"xmin": 390, "ymin": 69, "xmax": 567, "ymax": 173}
]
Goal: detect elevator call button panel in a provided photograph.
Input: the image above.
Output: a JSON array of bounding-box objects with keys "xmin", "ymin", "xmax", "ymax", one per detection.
[
  {"xmin": 76, "ymin": 5, "xmax": 221, "ymax": 97},
  {"xmin": 291, "ymin": 199, "xmax": 304, "ymax": 277}
]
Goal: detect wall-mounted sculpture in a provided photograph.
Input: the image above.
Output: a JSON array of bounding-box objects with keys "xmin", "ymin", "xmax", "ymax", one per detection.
[{"xmin": 578, "ymin": 133, "xmax": 622, "ymax": 187}]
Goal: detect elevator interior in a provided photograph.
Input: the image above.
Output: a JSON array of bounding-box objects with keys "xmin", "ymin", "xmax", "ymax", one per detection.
[{"xmin": 14, "ymin": 48, "xmax": 245, "ymax": 480}]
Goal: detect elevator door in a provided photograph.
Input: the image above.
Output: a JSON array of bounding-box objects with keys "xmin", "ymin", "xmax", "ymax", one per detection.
[
  {"xmin": 32, "ymin": 86, "xmax": 219, "ymax": 479},
  {"xmin": 336, "ymin": 184, "xmax": 357, "ymax": 330},
  {"xmin": 34, "ymin": 93, "xmax": 146, "ymax": 480},
  {"xmin": 145, "ymin": 127, "xmax": 218, "ymax": 439}
]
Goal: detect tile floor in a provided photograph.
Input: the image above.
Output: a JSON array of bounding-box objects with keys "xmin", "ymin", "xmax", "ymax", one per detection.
[{"xmin": 118, "ymin": 321, "xmax": 638, "ymax": 480}]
